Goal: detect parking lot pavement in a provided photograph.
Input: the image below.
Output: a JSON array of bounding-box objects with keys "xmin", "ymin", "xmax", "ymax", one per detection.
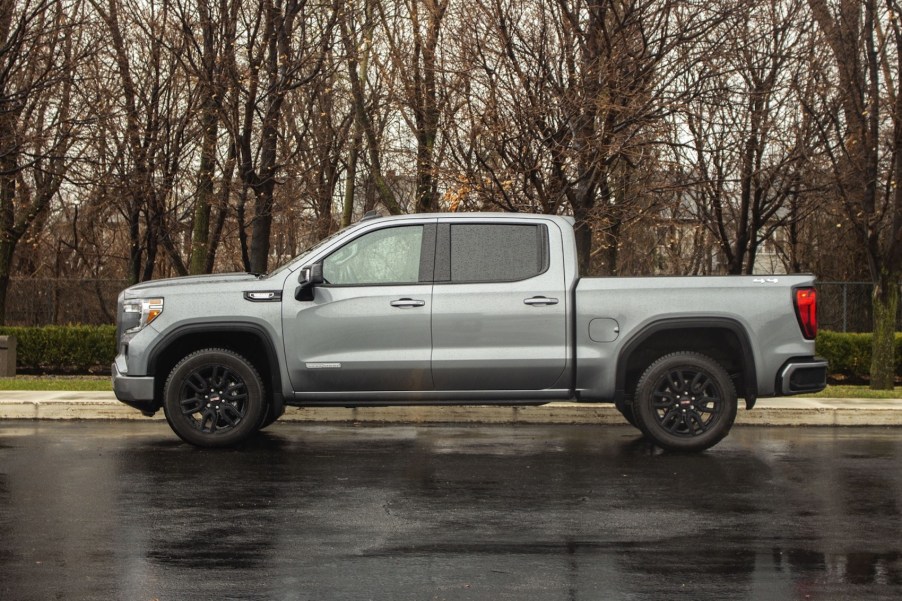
[
  {"xmin": 1, "ymin": 390, "xmax": 902, "ymax": 426},
  {"xmin": 2, "ymin": 422, "xmax": 902, "ymax": 601}
]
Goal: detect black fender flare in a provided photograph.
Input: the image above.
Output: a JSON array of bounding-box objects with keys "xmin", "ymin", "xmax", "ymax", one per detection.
[
  {"xmin": 146, "ymin": 322, "xmax": 285, "ymax": 414},
  {"xmin": 614, "ymin": 317, "xmax": 758, "ymax": 409}
]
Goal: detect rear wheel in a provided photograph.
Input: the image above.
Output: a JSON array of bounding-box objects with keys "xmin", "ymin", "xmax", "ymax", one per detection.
[
  {"xmin": 163, "ymin": 348, "xmax": 265, "ymax": 447},
  {"xmin": 631, "ymin": 352, "xmax": 737, "ymax": 452}
]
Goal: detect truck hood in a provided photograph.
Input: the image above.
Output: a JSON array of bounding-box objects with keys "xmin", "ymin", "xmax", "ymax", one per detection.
[{"xmin": 123, "ymin": 272, "xmax": 261, "ymax": 295}]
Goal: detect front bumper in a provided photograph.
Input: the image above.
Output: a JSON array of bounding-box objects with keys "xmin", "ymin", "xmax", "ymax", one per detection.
[
  {"xmin": 111, "ymin": 362, "xmax": 158, "ymax": 416},
  {"xmin": 778, "ymin": 357, "xmax": 829, "ymax": 395}
]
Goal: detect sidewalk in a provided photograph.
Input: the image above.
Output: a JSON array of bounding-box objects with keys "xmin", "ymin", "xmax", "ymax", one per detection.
[{"xmin": 1, "ymin": 391, "xmax": 902, "ymax": 426}]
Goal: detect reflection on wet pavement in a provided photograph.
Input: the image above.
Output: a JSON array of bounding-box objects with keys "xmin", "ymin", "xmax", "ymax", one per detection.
[{"xmin": 0, "ymin": 422, "xmax": 901, "ymax": 600}]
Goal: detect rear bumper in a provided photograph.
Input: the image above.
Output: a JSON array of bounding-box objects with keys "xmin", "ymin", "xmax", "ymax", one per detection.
[
  {"xmin": 778, "ymin": 357, "xmax": 828, "ymax": 395},
  {"xmin": 111, "ymin": 362, "xmax": 158, "ymax": 416}
]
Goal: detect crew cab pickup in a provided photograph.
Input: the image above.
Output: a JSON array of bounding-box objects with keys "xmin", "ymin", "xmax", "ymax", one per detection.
[{"xmin": 113, "ymin": 212, "xmax": 827, "ymax": 451}]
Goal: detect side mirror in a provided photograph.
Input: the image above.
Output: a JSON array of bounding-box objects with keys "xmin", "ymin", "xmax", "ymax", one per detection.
[
  {"xmin": 300, "ymin": 263, "xmax": 324, "ymax": 286},
  {"xmin": 295, "ymin": 263, "xmax": 324, "ymax": 301}
]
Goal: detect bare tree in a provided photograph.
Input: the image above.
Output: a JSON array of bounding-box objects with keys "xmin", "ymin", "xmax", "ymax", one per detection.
[
  {"xmin": 0, "ymin": 0, "xmax": 85, "ymax": 323},
  {"xmin": 89, "ymin": 0, "xmax": 197, "ymax": 282},
  {"xmin": 673, "ymin": 0, "xmax": 819, "ymax": 275},
  {"xmin": 807, "ymin": 0, "xmax": 902, "ymax": 388},
  {"xmin": 339, "ymin": 0, "xmax": 403, "ymax": 215},
  {"xmin": 172, "ymin": 0, "xmax": 240, "ymax": 274},
  {"xmin": 222, "ymin": 0, "xmax": 338, "ymax": 274},
  {"xmin": 280, "ymin": 48, "xmax": 355, "ymax": 244},
  {"xmin": 376, "ymin": 0, "xmax": 449, "ymax": 213},
  {"xmin": 448, "ymin": 0, "xmax": 723, "ymax": 274},
  {"xmin": 338, "ymin": 0, "xmax": 374, "ymax": 227}
]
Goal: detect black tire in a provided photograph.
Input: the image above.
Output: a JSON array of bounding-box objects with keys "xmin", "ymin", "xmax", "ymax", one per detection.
[
  {"xmin": 163, "ymin": 348, "xmax": 266, "ymax": 448},
  {"xmin": 631, "ymin": 352, "xmax": 737, "ymax": 452}
]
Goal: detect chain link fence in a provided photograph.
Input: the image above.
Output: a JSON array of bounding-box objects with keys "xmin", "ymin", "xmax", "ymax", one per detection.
[
  {"xmin": 6, "ymin": 279, "xmax": 128, "ymax": 326},
  {"xmin": 4, "ymin": 278, "xmax": 901, "ymax": 331},
  {"xmin": 816, "ymin": 282, "xmax": 902, "ymax": 333}
]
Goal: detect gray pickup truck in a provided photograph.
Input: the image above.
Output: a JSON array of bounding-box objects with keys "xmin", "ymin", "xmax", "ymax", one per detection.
[{"xmin": 113, "ymin": 212, "xmax": 827, "ymax": 451}]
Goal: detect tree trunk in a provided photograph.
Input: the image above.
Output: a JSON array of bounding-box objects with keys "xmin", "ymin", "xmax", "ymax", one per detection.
[
  {"xmin": 0, "ymin": 115, "xmax": 17, "ymax": 325},
  {"xmin": 249, "ymin": 183, "xmax": 275, "ymax": 274},
  {"xmin": 0, "ymin": 240, "xmax": 14, "ymax": 326},
  {"xmin": 410, "ymin": 0, "xmax": 445, "ymax": 213},
  {"xmin": 342, "ymin": 130, "xmax": 360, "ymax": 227},
  {"xmin": 339, "ymin": 11, "xmax": 401, "ymax": 215},
  {"xmin": 127, "ymin": 199, "xmax": 142, "ymax": 285},
  {"xmin": 870, "ymin": 269, "xmax": 899, "ymax": 389},
  {"xmin": 571, "ymin": 203, "xmax": 593, "ymax": 275},
  {"xmin": 189, "ymin": 96, "xmax": 218, "ymax": 274},
  {"xmin": 205, "ymin": 149, "xmax": 236, "ymax": 273}
]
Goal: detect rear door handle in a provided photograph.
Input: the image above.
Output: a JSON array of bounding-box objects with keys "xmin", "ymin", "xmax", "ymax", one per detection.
[
  {"xmin": 524, "ymin": 296, "xmax": 559, "ymax": 306},
  {"xmin": 390, "ymin": 298, "xmax": 426, "ymax": 308}
]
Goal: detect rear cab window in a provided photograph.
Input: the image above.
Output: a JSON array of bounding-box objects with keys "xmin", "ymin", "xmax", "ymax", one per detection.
[{"xmin": 435, "ymin": 222, "xmax": 549, "ymax": 283}]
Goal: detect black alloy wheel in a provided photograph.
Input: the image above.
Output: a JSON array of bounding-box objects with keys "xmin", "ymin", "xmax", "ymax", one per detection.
[
  {"xmin": 163, "ymin": 348, "xmax": 265, "ymax": 447},
  {"xmin": 631, "ymin": 352, "xmax": 737, "ymax": 452}
]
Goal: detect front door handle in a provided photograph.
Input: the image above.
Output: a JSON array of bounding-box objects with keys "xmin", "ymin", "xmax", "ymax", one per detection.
[
  {"xmin": 390, "ymin": 298, "xmax": 426, "ymax": 308},
  {"xmin": 524, "ymin": 296, "xmax": 559, "ymax": 306}
]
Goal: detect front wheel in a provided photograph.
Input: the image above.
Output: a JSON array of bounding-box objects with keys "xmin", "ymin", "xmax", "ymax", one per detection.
[
  {"xmin": 631, "ymin": 352, "xmax": 737, "ymax": 452},
  {"xmin": 163, "ymin": 348, "xmax": 266, "ymax": 448}
]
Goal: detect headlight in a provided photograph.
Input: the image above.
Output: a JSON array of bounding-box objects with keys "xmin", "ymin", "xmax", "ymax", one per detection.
[{"xmin": 121, "ymin": 298, "xmax": 164, "ymax": 334}]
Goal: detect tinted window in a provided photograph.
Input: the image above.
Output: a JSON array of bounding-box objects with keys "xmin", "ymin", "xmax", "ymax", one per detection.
[
  {"xmin": 323, "ymin": 226, "xmax": 424, "ymax": 285},
  {"xmin": 450, "ymin": 224, "xmax": 545, "ymax": 282}
]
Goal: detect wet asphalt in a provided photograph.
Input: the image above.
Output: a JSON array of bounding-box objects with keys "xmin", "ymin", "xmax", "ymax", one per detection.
[{"xmin": 0, "ymin": 422, "xmax": 901, "ymax": 601}]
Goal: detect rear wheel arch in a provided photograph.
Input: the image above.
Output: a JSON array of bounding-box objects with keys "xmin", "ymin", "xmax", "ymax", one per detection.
[{"xmin": 615, "ymin": 318, "xmax": 757, "ymax": 408}]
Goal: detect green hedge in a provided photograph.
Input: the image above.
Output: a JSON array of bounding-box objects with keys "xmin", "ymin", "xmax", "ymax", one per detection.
[
  {"xmin": 0, "ymin": 325, "xmax": 116, "ymax": 374},
  {"xmin": 816, "ymin": 330, "xmax": 902, "ymax": 383}
]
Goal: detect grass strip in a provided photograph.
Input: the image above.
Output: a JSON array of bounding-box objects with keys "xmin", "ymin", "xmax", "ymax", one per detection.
[
  {"xmin": 0, "ymin": 377, "xmax": 111, "ymax": 392},
  {"xmin": 809, "ymin": 385, "xmax": 902, "ymax": 399}
]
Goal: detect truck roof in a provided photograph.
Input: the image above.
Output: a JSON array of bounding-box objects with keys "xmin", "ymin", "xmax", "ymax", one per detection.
[{"xmin": 357, "ymin": 211, "xmax": 576, "ymax": 226}]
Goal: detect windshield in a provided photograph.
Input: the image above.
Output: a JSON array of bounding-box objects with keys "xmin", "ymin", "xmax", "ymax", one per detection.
[{"xmin": 265, "ymin": 225, "xmax": 351, "ymax": 278}]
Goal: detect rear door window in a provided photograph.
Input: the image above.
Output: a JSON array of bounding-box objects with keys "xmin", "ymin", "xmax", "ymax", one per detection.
[{"xmin": 448, "ymin": 224, "xmax": 547, "ymax": 283}]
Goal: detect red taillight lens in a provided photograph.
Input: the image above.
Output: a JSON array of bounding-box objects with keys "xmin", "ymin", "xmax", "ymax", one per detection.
[{"xmin": 794, "ymin": 287, "xmax": 818, "ymax": 340}]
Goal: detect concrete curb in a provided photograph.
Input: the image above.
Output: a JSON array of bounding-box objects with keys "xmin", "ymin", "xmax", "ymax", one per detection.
[{"xmin": 2, "ymin": 392, "xmax": 902, "ymax": 426}]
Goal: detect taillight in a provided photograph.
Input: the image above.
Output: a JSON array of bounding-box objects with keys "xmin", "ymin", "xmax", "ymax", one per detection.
[{"xmin": 794, "ymin": 287, "xmax": 817, "ymax": 340}]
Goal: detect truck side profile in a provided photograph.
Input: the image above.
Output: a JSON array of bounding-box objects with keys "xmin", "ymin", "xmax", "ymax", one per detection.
[{"xmin": 113, "ymin": 212, "xmax": 827, "ymax": 451}]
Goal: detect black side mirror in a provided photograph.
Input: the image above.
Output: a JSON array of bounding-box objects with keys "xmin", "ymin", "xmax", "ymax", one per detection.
[
  {"xmin": 295, "ymin": 263, "xmax": 324, "ymax": 301},
  {"xmin": 303, "ymin": 263, "xmax": 324, "ymax": 286}
]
